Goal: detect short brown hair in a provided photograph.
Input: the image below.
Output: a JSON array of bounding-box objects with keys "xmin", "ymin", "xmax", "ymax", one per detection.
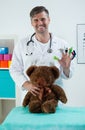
[{"xmin": 30, "ymin": 6, "xmax": 49, "ymax": 18}]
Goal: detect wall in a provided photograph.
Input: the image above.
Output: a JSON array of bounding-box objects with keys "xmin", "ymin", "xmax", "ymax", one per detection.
[{"xmin": 0, "ymin": 0, "xmax": 85, "ymax": 106}]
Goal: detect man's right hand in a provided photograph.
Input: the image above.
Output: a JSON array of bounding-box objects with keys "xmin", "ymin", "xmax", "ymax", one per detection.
[{"xmin": 22, "ymin": 81, "xmax": 40, "ymax": 96}]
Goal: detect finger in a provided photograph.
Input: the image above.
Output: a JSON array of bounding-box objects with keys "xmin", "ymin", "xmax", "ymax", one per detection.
[
  {"xmin": 63, "ymin": 53, "xmax": 71, "ymax": 60},
  {"xmin": 33, "ymin": 86, "xmax": 40, "ymax": 91},
  {"xmin": 65, "ymin": 48, "xmax": 68, "ymax": 53},
  {"xmin": 32, "ymin": 87, "xmax": 40, "ymax": 93},
  {"xmin": 62, "ymin": 53, "xmax": 68, "ymax": 59},
  {"xmin": 30, "ymin": 90, "xmax": 36, "ymax": 96},
  {"xmin": 31, "ymin": 89, "xmax": 40, "ymax": 96}
]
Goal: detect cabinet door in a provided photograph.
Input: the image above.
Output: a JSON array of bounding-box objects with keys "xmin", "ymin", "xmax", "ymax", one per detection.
[{"xmin": 0, "ymin": 70, "xmax": 15, "ymax": 98}]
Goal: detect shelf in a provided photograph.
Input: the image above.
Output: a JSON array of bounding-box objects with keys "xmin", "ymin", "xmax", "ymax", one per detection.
[
  {"xmin": 0, "ymin": 68, "xmax": 9, "ymax": 70},
  {"xmin": 0, "ymin": 98, "xmax": 16, "ymax": 100},
  {"xmin": 0, "ymin": 35, "xmax": 17, "ymax": 123}
]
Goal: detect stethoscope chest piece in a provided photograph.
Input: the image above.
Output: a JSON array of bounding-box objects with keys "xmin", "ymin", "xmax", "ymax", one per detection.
[{"xmin": 47, "ymin": 48, "xmax": 53, "ymax": 53}]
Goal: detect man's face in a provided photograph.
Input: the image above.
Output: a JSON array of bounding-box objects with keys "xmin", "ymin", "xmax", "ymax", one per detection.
[{"xmin": 31, "ymin": 11, "xmax": 50, "ymax": 34}]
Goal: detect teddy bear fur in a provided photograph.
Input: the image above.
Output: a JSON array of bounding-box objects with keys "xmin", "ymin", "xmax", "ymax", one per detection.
[{"xmin": 22, "ymin": 65, "xmax": 67, "ymax": 113}]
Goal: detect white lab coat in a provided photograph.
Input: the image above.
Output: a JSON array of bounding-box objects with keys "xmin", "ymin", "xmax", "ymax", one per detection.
[{"xmin": 9, "ymin": 34, "xmax": 75, "ymax": 104}]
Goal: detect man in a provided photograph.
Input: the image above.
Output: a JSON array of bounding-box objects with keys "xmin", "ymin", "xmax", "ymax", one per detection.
[{"xmin": 9, "ymin": 6, "xmax": 75, "ymax": 103}]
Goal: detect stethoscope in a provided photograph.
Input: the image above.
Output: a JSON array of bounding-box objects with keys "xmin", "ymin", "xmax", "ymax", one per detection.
[{"xmin": 26, "ymin": 33, "xmax": 53, "ymax": 55}]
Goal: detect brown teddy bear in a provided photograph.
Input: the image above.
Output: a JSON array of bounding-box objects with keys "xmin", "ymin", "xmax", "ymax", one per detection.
[{"xmin": 22, "ymin": 65, "xmax": 67, "ymax": 113}]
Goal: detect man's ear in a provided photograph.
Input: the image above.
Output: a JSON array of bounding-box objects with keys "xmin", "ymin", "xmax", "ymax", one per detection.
[
  {"xmin": 26, "ymin": 65, "xmax": 37, "ymax": 76},
  {"xmin": 50, "ymin": 66, "xmax": 59, "ymax": 79}
]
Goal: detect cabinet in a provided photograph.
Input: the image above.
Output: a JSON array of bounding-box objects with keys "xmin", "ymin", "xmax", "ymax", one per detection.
[
  {"xmin": 0, "ymin": 70, "xmax": 15, "ymax": 98},
  {"xmin": 0, "ymin": 35, "xmax": 17, "ymax": 123}
]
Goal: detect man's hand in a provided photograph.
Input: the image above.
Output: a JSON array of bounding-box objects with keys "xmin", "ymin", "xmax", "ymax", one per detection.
[
  {"xmin": 58, "ymin": 53, "xmax": 71, "ymax": 77},
  {"xmin": 22, "ymin": 81, "xmax": 40, "ymax": 96}
]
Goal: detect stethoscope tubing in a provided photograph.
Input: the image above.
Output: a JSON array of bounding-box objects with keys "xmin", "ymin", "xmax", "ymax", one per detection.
[
  {"xmin": 27, "ymin": 33, "xmax": 35, "ymax": 46},
  {"xmin": 26, "ymin": 33, "xmax": 53, "ymax": 54}
]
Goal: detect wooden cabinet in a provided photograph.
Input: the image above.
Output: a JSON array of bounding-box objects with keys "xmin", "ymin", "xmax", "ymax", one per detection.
[{"xmin": 0, "ymin": 35, "xmax": 17, "ymax": 123}]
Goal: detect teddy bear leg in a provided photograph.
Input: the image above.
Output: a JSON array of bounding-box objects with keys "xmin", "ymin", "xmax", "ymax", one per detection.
[
  {"xmin": 41, "ymin": 99, "xmax": 58, "ymax": 113},
  {"xmin": 29, "ymin": 100, "xmax": 42, "ymax": 113},
  {"xmin": 22, "ymin": 92, "xmax": 31, "ymax": 107}
]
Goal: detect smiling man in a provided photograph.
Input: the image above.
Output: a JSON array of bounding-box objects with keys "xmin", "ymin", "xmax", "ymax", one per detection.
[{"xmin": 9, "ymin": 6, "xmax": 75, "ymax": 104}]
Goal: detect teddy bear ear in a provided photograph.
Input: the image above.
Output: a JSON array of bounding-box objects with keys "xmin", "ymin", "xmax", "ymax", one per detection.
[
  {"xmin": 26, "ymin": 65, "xmax": 37, "ymax": 76},
  {"xmin": 50, "ymin": 66, "xmax": 60, "ymax": 79}
]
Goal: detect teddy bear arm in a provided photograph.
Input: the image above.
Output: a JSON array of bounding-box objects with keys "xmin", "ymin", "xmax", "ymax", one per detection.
[
  {"xmin": 22, "ymin": 92, "xmax": 31, "ymax": 107},
  {"xmin": 51, "ymin": 85, "xmax": 67, "ymax": 103}
]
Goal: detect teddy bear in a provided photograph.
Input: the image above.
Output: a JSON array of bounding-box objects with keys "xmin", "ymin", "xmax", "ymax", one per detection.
[{"xmin": 22, "ymin": 65, "xmax": 67, "ymax": 113}]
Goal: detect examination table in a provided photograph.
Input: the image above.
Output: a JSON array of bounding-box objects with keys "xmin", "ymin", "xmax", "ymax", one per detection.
[{"xmin": 0, "ymin": 106, "xmax": 85, "ymax": 130}]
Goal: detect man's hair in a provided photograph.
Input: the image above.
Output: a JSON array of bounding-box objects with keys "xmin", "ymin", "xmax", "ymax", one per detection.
[{"xmin": 30, "ymin": 6, "xmax": 49, "ymax": 18}]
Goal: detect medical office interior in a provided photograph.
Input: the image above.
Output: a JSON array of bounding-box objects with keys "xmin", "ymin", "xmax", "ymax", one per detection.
[{"xmin": 0, "ymin": 0, "xmax": 85, "ymax": 123}]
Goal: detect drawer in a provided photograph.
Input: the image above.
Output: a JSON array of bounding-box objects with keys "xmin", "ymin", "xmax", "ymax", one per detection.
[
  {"xmin": 0, "ymin": 78, "xmax": 15, "ymax": 98},
  {"xmin": 0, "ymin": 70, "xmax": 11, "ymax": 78},
  {"xmin": 0, "ymin": 70, "xmax": 15, "ymax": 98}
]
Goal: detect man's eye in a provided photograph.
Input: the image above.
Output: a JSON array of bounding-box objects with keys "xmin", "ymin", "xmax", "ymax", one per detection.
[{"xmin": 34, "ymin": 19, "xmax": 38, "ymax": 22}]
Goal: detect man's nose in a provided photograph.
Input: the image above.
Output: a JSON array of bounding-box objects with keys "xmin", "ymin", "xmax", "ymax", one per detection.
[{"xmin": 37, "ymin": 20, "xmax": 43, "ymax": 25}]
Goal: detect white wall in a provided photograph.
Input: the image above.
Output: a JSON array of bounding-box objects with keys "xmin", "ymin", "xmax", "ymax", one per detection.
[{"xmin": 0, "ymin": 0, "xmax": 85, "ymax": 107}]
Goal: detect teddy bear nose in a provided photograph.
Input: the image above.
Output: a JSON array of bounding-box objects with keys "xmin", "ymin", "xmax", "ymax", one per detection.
[{"xmin": 36, "ymin": 77, "xmax": 46, "ymax": 86}]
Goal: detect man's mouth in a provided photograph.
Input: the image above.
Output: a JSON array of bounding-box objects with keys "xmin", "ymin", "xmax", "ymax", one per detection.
[{"xmin": 37, "ymin": 25, "xmax": 45, "ymax": 30}]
